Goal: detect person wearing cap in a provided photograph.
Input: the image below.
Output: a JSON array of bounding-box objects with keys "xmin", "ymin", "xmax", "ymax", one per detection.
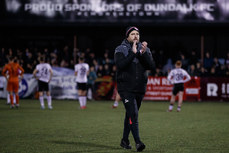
[{"xmin": 114, "ymin": 26, "xmax": 155, "ymax": 152}]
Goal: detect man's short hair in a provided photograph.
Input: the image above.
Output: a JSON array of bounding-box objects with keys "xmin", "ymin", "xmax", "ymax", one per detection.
[
  {"xmin": 9, "ymin": 56, "xmax": 17, "ymax": 63},
  {"xmin": 79, "ymin": 57, "xmax": 84, "ymax": 62},
  {"xmin": 40, "ymin": 56, "xmax": 45, "ymax": 62},
  {"xmin": 175, "ymin": 60, "xmax": 182, "ymax": 67},
  {"xmin": 8, "ymin": 56, "xmax": 14, "ymax": 62}
]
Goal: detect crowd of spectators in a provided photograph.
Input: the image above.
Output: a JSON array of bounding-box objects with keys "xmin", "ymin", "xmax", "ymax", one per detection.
[
  {"xmin": 151, "ymin": 50, "xmax": 229, "ymax": 77},
  {"xmin": 1, "ymin": 46, "xmax": 229, "ymax": 78}
]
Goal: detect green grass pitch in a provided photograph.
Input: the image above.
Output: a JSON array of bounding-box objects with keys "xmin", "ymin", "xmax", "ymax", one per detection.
[{"xmin": 0, "ymin": 99, "xmax": 229, "ymax": 153}]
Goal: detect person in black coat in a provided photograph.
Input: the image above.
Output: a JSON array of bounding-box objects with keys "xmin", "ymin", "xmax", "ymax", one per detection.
[{"xmin": 114, "ymin": 26, "xmax": 155, "ymax": 152}]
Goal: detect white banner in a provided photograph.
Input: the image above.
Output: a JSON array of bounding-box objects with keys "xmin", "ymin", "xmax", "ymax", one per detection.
[
  {"xmin": 0, "ymin": 67, "xmax": 78, "ymax": 99},
  {"xmin": 0, "ymin": 75, "xmax": 78, "ymax": 99},
  {"xmin": 3, "ymin": 0, "xmax": 229, "ymax": 24},
  {"xmin": 50, "ymin": 75, "xmax": 78, "ymax": 99},
  {"xmin": 0, "ymin": 76, "xmax": 8, "ymax": 98},
  {"xmin": 0, "ymin": 74, "xmax": 37, "ymax": 98}
]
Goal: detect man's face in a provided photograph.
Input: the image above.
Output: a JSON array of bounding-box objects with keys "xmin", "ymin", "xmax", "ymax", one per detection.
[{"xmin": 127, "ymin": 30, "xmax": 140, "ymax": 43}]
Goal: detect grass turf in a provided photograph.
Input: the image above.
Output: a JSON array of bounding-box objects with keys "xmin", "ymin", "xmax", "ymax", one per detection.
[{"xmin": 0, "ymin": 99, "xmax": 229, "ymax": 153}]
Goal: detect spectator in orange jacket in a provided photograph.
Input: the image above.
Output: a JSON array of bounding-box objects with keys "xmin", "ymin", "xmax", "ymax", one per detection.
[{"xmin": 2, "ymin": 57, "xmax": 24, "ymax": 108}]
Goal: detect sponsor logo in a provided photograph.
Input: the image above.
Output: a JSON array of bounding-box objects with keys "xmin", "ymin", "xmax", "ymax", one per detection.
[
  {"xmin": 186, "ymin": 88, "xmax": 199, "ymax": 94},
  {"xmin": 125, "ymin": 99, "xmax": 129, "ymax": 103},
  {"xmin": 19, "ymin": 79, "xmax": 28, "ymax": 98},
  {"xmin": 207, "ymin": 83, "xmax": 218, "ymax": 96}
]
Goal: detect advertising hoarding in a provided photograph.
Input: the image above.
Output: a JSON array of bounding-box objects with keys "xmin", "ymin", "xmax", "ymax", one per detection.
[{"xmin": 2, "ymin": 0, "xmax": 229, "ymax": 25}]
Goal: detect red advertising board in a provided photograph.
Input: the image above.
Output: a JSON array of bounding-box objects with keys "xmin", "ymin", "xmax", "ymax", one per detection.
[
  {"xmin": 144, "ymin": 77, "xmax": 200, "ymax": 101},
  {"xmin": 184, "ymin": 76, "xmax": 201, "ymax": 101},
  {"xmin": 144, "ymin": 77, "xmax": 172, "ymax": 100},
  {"xmin": 200, "ymin": 77, "xmax": 229, "ymax": 101},
  {"xmin": 95, "ymin": 76, "xmax": 229, "ymax": 101}
]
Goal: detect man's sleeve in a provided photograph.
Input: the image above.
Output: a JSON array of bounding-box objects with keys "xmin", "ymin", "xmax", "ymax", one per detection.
[
  {"xmin": 18, "ymin": 65, "xmax": 24, "ymax": 74},
  {"xmin": 167, "ymin": 71, "xmax": 172, "ymax": 81},
  {"xmin": 184, "ymin": 70, "xmax": 191, "ymax": 82},
  {"xmin": 114, "ymin": 46, "xmax": 136, "ymax": 70},
  {"xmin": 2, "ymin": 65, "xmax": 7, "ymax": 76},
  {"xmin": 138, "ymin": 48, "xmax": 155, "ymax": 70},
  {"xmin": 48, "ymin": 64, "xmax": 52, "ymax": 71}
]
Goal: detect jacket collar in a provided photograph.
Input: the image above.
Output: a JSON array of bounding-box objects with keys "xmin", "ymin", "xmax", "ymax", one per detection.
[{"xmin": 122, "ymin": 39, "xmax": 141, "ymax": 49}]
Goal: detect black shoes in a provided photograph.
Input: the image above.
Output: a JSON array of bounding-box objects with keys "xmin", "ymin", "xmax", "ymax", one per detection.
[
  {"xmin": 120, "ymin": 139, "xmax": 132, "ymax": 149},
  {"xmin": 136, "ymin": 141, "xmax": 145, "ymax": 152},
  {"xmin": 10, "ymin": 105, "xmax": 15, "ymax": 109},
  {"xmin": 120, "ymin": 139, "xmax": 145, "ymax": 152}
]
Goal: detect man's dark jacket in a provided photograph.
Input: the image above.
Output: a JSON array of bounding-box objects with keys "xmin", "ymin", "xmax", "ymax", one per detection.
[{"xmin": 114, "ymin": 39, "xmax": 155, "ymax": 94}]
